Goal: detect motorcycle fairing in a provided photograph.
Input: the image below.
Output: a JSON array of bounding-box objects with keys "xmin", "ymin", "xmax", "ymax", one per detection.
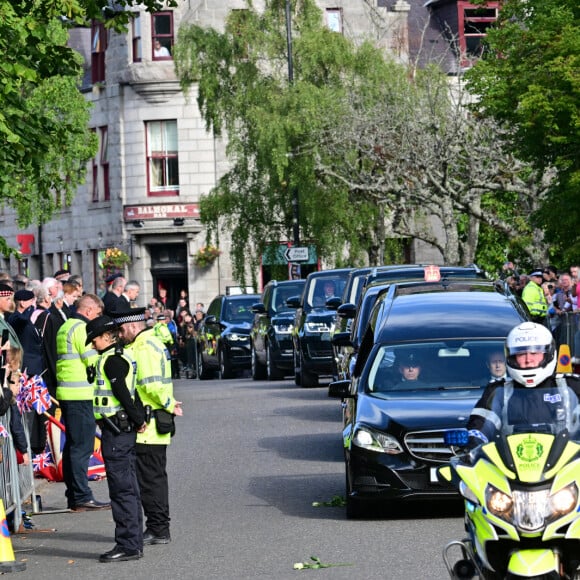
[
  {"xmin": 506, "ymin": 433, "xmax": 555, "ymax": 483},
  {"xmin": 507, "ymin": 549, "xmax": 559, "ymax": 577}
]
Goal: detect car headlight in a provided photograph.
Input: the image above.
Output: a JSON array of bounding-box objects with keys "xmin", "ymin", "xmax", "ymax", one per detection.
[
  {"xmin": 273, "ymin": 323, "xmax": 293, "ymax": 335},
  {"xmin": 352, "ymin": 426, "xmax": 403, "ymax": 454},
  {"xmin": 305, "ymin": 321, "xmax": 335, "ymax": 334},
  {"xmin": 226, "ymin": 333, "xmax": 248, "ymax": 342}
]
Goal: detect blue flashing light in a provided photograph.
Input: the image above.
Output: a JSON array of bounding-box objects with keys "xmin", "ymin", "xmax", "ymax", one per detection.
[{"xmin": 443, "ymin": 429, "xmax": 470, "ymax": 446}]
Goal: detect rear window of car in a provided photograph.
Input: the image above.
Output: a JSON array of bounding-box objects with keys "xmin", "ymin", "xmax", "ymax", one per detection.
[{"xmin": 367, "ymin": 340, "xmax": 506, "ymax": 396}]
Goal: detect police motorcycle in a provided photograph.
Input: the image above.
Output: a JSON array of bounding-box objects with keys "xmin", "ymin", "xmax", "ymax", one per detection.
[{"xmin": 438, "ymin": 327, "xmax": 580, "ymax": 580}]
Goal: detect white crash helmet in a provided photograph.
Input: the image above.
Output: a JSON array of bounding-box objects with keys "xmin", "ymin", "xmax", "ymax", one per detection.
[{"xmin": 505, "ymin": 322, "xmax": 556, "ymax": 387}]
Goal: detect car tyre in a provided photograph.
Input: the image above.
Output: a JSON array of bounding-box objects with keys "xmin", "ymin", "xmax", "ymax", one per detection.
[
  {"xmin": 251, "ymin": 345, "xmax": 267, "ymax": 380},
  {"xmin": 219, "ymin": 348, "xmax": 233, "ymax": 380},
  {"xmin": 293, "ymin": 349, "xmax": 301, "ymax": 386},
  {"xmin": 300, "ymin": 354, "xmax": 318, "ymax": 388},
  {"xmin": 197, "ymin": 348, "xmax": 213, "ymax": 380},
  {"xmin": 345, "ymin": 468, "xmax": 367, "ymax": 520},
  {"xmin": 266, "ymin": 344, "xmax": 283, "ymax": 380}
]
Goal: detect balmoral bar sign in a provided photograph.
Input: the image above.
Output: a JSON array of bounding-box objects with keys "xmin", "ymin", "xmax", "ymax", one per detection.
[{"xmin": 123, "ymin": 203, "xmax": 200, "ymax": 221}]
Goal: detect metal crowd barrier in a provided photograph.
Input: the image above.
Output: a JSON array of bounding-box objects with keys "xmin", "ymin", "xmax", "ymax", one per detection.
[
  {"xmin": 556, "ymin": 311, "xmax": 580, "ymax": 362},
  {"xmin": 0, "ymin": 408, "xmax": 37, "ymax": 533}
]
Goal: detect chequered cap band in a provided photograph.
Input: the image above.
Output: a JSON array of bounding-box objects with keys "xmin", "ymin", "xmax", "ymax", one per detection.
[
  {"xmin": 0, "ymin": 290, "xmax": 13, "ymax": 297},
  {"xmin": 113, "ymin": 312, "xmax": 146, "ymax": 324}
]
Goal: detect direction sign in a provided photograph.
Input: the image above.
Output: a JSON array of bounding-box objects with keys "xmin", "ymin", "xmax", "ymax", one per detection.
[{"xmin": 284, "ymin": 247, "xmax": 309, "ymax": 262}]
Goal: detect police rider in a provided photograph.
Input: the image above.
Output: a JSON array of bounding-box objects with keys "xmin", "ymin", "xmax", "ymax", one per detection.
[{"xmin": 467, "ymin": 321, "xmax": 580, "ymax": 445}]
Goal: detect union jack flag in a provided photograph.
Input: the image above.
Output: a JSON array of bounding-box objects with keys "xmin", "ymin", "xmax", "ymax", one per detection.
[
  {"xmin": 30, "ymin": 376, "xmax": 51, "ymax": 415},
  {"xmin": 0, "ymin": 424, "xmax": 8, "ymax": 438},
  {"xmin": 32, "ymin": 451, "xmax": 55, "ymax": 473}
]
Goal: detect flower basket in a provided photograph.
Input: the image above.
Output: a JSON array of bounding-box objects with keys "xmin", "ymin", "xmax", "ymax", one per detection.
[
  {"xmin": 101, "ymin": 247, "xmax": 131, "ymax": 270},
  {"xmin": 193, "ymin": 245, "xmax": 221, "ymax": 268}
]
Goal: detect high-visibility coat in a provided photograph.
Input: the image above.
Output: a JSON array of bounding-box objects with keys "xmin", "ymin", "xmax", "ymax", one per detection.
[
  {"xmin": 126, "ymin": 328, "xmax": 176, "ymax": 445},
  {"xmin": 93, "ymin": 348, "xmax": 137, "ymax": 418},
  {"xmin": 56, "ymin": 318, "xmax": 97, "ymax": 401},
  {"xmin": 522, "ymin": 281, "xmax": 548, "ymax": 318}
]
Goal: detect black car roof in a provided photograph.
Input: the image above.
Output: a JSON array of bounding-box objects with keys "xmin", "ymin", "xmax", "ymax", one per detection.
[
  {"xmin": 223, "ymin": 294, "xmax": 260, "ymax": 302},
  {"xmin": 306, "ymin": 268, "xmax": 353, "ymax": 280},
  {"xmin": 365, "ymin": 264, "xmax": 486, "ymax": 285},
  {"xmin": 375, "ymin": 288, "xmax": 526, "ymax": 343}
]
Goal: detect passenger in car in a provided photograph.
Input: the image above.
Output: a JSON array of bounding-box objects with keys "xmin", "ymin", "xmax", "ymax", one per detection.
[{"xmin": 486, "ymin": 350, "xmax": 507, "ymax": 382}]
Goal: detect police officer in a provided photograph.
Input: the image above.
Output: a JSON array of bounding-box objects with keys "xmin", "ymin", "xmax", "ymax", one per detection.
[
  {"xmin": 113, "ymin": 308, "xmax": 182, "ymax": 546},
  {"xmin": 86, "ymin": 315, "xmax": 146, "ymax": 563},
  {"xmin": 467, "ymin": 322, "xmax": 580, "ymax": 445},
  {"xmin": 521, "ymin": 270, "xmax": 549, "ymax": 324},
  {"xmin": 56, "ymin": 293, "xmax": 109, "ymax": 510}
]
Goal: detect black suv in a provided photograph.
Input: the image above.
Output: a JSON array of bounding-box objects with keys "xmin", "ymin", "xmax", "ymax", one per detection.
[
  {"xmin": 329, "ymin": 279, "xmax": 529, "ymax": 518},
  {"xmin": 250, "ymin": 279, "xmax": 306, "ymax": 380},
  {"xmin": 196, "ymin": 293, "xmax": 260, "ymax": 380},
  {"xmin": 287, "ymin": 268, "xmax": 352, "ymax": 387}
]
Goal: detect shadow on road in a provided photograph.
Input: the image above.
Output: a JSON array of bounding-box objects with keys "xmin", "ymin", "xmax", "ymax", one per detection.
[{"xmin": 258, "ymin": 432, "xmax": 343, "ymax": 463}]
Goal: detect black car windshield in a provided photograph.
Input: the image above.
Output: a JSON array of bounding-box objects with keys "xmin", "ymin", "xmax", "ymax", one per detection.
[
  {"xmin": 224, "ymin": 298, "xmax": 257, "ymax": 323},
  {"xmin": 367, "ymin": 340, "xmax": 506, "ymax": 395},
  {"xmin": 271, "ymin": 283, "xmax": 303, "ymax": 314},
  {"xmin": 305, "ymin": 277, "xmax": 347, "ymax": 309}
]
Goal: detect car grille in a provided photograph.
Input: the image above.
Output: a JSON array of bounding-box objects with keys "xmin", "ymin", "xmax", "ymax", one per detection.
[{"xmin": 404, "ymin": 429, "xmax": 455, "ymax": 463}]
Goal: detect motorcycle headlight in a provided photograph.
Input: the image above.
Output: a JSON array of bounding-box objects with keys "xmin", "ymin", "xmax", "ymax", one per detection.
[
  {"xmin": 273, "ymin": 323, "xmax": 293, "ymax": 335},
  {"xmin": 486, "ymin": 484, "xmax": 514, "ymax": 521},
  {"xmin": 352, "ymin": 426, "xmax": 403, "ymax": 454},
  {"xmin": 305, "ymin": 321, "xmax": 335, "ymax": 334},
  {"xmin": 548, "ymin": 483, "xmax": 578, "ymax": 519}
]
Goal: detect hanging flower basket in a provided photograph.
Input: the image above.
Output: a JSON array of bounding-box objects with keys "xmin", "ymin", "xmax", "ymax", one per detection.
[
  {"xmin": 101, "ymin": 247, "xmax": 131, "ymax": 270},
  {"xmin": 193, "ymin": 245, "xmax": 221, "ymax": 268}
]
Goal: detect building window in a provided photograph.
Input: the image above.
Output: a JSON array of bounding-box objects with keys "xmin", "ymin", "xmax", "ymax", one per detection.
[
  {"xmin": 146, "ymin": 120, "xmax": 180, "ymax": 196},
  {"xmin": 92, "ymin": 126, "xmax": 110, "ymax": 202},
  {"xmin": 91, "ymin": 20, "xmax": 107, "ymax": 84},
  {"xmin": 457, "ymin": 2, "xmax": 499, "ymax": 66},
  {"xmin": 325, "ymin": 8, "xmax": 343, "ymax": 33},
  {"xmin": 132, "ymin": 12, "xmax": 142, "ymax": 62},
  {"xmin": 152, "ymin": 12, "xmax": 173, "ymax": 60}
]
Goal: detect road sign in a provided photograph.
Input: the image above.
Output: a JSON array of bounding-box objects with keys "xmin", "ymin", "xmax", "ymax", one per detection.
[{"xmin": 284, "ymin": 247, "xmax": 309, "ymax": 262}]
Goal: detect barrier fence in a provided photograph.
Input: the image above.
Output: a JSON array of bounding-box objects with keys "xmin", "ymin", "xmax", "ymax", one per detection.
[{"xmin": 0, "ymin": 408, "xmax": 37, "ymax": 533}]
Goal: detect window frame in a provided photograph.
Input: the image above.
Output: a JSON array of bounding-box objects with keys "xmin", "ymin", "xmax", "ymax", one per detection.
[
  {"xmin": 91, "ymin": 20, "xmax": 107, "ymax": 84},
  {"xmin": 152, "ymin": 11, "xmax": 174, "ymax": 61},
  {"xmin": 132, "ymin": 12, "xmax": 142, "ymax": 62},
  {"xmin": 457, "ymin": 1, "xmax": 500, "ymax": 67},
  {"xmin": 325, "ymin": 8, "xmax": 343, "ymax": 34},
  {"xmin": 146, "ymin": 120, "xmax": 180, "ymax": 197}
]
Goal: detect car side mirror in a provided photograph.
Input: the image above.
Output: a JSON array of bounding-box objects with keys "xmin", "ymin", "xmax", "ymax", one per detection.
[
  {"xmin": 328, "ymin": 380, "xmax": 353, "ymax": 399},
  {"xmin": 252, "ymin": 303, "xmax": 266, "ymax": 314},
  {"xmin": 204, "ymin": 315, "xmax": 217, "ymax": 325},
  {"xmin": 337, "ymin": 303, "xmax": 357, "ymax": 319}
]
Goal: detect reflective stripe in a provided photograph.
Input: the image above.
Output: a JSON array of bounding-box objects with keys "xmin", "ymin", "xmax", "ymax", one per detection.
[
  {"xmin": 58, "ymin": 353, "xmax": 82, "ymax": 360},
  {"xmin": 471, "ymin": 407, "xmax": 502, "ymax": 430}
]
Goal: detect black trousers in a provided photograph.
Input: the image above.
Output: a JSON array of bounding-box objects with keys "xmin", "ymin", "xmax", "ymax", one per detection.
[
  {"xmin": 136, "ymin": 443, "xmax": 170, "ymax": 537},
  {"xmin": 101, "ymin": 428, "xmax": 143, "ymax": 552}
]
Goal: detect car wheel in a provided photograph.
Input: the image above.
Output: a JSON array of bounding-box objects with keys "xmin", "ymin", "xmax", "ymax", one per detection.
[
  {"xmin": 294, "ymin": 350, "xmax": 301, "ymax": 386},
  {"xmin": 345, "ymin": 466, "xmax": 367, "ymax": 520},
  {"xmin": 251, "ymin": 345, "xmax": 267, "ymax": 380},
  {"xmin": 219, "ymin": 348, "xmax": 233, "ymax": 380},
  {"xmin": 266, "ymin": 344, "xmax": 283, "ymax": 380},
  {"xmin": 300, "ymin": 354, "xmax": 318, "ymax": 388},
  {"xmin": 197, "ymin": 348, "xmax": 212, "ymax": 381}
]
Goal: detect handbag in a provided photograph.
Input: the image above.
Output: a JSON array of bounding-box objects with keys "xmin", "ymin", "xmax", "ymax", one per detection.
[{"xmin": 154, "ymin": 409, "xmax": 176, "ymax": 436}]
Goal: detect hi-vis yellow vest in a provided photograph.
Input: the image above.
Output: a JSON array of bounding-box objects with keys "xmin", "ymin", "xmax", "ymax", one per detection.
[
  {"xmin": 56, "ymin": 318, "xmax": 97, "ymax": 401},
  {"xmin": 93, "ymin": 348, "xmax": 137, "ymax": 418}
]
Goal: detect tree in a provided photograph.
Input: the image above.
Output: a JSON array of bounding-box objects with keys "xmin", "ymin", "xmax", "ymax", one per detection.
[
  {"xmin": 312, "ymin": 65, "xmax": 552, "ymax": 271},
  {"xmin": 0, "ymin": 0, "xmax": 176, "ymax": 257},
  {"xmin": 466, "ymin": 0, "xmax": 580, "ymax": 261},
  {"xmin": 175, "ymin": 0, "xmax": 400, "ymax": 282}
]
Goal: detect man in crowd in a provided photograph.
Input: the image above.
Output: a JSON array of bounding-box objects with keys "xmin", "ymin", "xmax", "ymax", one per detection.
[
  {"xmin": 114, "ymin": 307, "xmax": 182, "ymax": 545},
  {"xmin": 56, "ymin": 293, "xmax": 110, "ymax": 511},
  {"xmin": 522, "ymin": 269, "xmax": 548, "ymax": 324},
  {"xmin": 102, "ymin": 273, "xmax": 126, "ymax": 317}
]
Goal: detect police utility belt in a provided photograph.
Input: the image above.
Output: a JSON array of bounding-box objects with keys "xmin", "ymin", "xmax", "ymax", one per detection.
[{"xmin": 98, "ymin": 411, "xmax": 134, "ymax": 433}]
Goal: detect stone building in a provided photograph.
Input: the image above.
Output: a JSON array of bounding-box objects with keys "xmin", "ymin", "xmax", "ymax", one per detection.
[{"xmin": 0, "ymin": 0, "xmax": 496, "ymax": 306}]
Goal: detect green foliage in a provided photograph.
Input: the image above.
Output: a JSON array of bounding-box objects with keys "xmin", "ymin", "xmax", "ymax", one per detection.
[
  {"xmin": 175, "ymin": 0, "xmax": 391, "ymax": 281},
  {"xmin": 466, "ymin": 0, "xmax": 580, "ymax": 259}
]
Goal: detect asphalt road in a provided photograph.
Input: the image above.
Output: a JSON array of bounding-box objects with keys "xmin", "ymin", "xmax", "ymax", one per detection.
[{"xmin": 9, "ymin": 376, "xmax": 466, "ymax": 579}]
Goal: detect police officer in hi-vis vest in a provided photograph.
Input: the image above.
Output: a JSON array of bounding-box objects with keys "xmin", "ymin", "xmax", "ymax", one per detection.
[
  {"xmin": 86, "ymin": 315, "xmax": 146, "ymax": 563},
  {"xmin": 114, "ymin": 307, "xmax": 182, "ymax": 546}
]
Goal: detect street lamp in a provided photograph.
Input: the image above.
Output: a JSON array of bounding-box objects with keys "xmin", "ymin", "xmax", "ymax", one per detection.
[{"xmin": 285, "ymin": 0, "xmax": 300, "ymax": 248}]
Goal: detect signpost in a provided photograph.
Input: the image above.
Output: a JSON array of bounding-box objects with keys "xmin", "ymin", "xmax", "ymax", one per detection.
[{"xmin": 284, "ymin": 247, "xmax": 309, "ymax": 262}]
